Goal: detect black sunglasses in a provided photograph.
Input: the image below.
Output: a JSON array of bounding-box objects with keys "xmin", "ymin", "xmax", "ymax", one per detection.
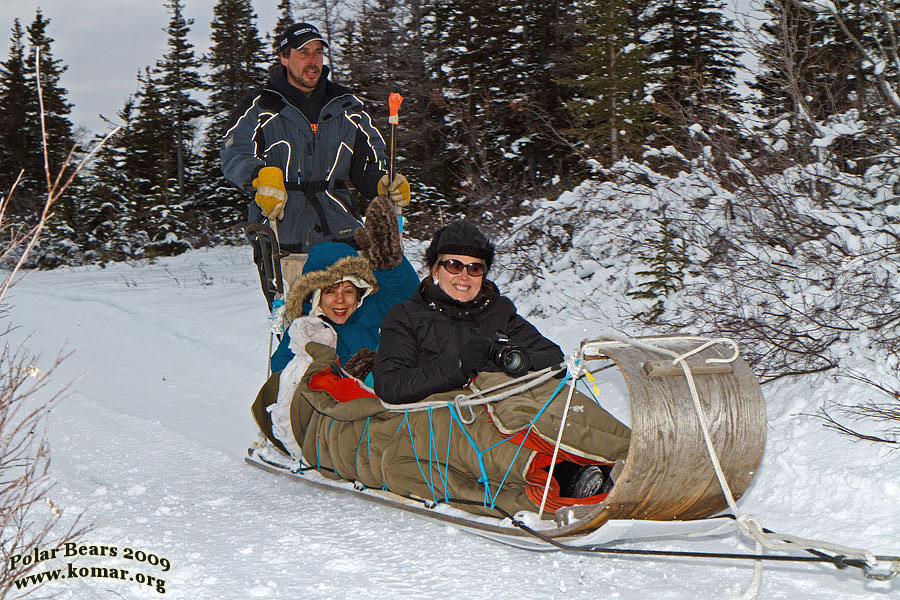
[{"xmin": 439, "ymin": 259, "xmax": 485, "ymax": 277}]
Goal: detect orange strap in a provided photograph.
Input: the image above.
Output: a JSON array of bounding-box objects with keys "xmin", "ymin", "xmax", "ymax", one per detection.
[{"xmin": 501, "ymin": 428, "xmax": 613, "ymax": 512}]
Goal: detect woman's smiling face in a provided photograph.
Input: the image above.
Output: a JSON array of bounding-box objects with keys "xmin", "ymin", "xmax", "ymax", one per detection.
[
  {"xmin": 431, "ymin": 254, "xmax": 485, "ymax": 302},
  {"xmin": 319, "ymin": 281, "xmax": 360, "ymax": 324}
]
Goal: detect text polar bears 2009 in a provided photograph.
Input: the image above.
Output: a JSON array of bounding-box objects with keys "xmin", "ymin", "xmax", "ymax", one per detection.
[{"xmin": 9, "ymin": 543, "xmax": 170, "ymax": 595}]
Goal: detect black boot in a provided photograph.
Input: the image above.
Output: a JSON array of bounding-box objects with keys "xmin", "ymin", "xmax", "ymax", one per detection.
[
  {"xmin": 557, "ymin": 463, "xmax": 611, "ymax": 498},
  {"xmin": 569, "ymin": 465, "xmax": 606, "ymax": 498}
]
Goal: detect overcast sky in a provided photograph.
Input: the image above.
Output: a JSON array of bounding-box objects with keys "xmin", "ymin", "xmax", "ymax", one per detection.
[{"xmin": 2, "ymin": 0, "xmax": 280, "ymax": 136}]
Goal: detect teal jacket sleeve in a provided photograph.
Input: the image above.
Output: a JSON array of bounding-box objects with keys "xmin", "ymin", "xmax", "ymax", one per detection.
[
  {"xmin": 270, "ymin": 328, "xmax": 293, "ymax": 373},
  {"xmin": 369, "ymin": 256, "xmax": 419, "ymax": 318}
]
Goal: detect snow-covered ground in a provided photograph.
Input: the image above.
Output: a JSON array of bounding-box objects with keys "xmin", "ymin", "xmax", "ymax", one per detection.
[{"xmin": 7, "ymin": 244, "xmax": 900, "ymax": 599}]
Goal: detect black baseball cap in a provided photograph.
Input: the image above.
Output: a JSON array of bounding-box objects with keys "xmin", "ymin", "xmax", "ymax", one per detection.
[{"xmin": 278, "ymin": 23, "xmax": 328, "ymax": 52}]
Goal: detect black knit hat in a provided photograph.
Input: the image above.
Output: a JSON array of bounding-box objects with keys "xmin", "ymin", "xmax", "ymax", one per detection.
[{"xmin": 425, "ymin": 221, "xmax": 495, "ymax": 271}]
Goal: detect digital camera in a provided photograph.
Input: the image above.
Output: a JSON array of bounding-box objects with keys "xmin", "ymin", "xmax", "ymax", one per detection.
[{"xmin": 489, "ymin": 335, "xmax": 531, "ymax": 377}]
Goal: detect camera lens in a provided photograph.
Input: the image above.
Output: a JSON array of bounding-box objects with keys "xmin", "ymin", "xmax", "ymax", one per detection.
[
  {"xmin": 489, "ymin": 335, "xmax": 532, "ymax": 377},
  {"xmin": 498, "ymin": 346, "xmax": 530, "ymax": 377}
]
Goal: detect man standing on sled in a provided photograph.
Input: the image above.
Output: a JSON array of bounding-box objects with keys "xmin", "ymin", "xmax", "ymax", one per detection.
[{"xmin": 220, "ymin": 22, "xmax": 410, "ymax": 290}]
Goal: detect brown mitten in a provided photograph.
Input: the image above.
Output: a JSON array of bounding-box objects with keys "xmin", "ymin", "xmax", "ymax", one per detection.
[
  {"xmin": 354, "ymin": 194, "xmax": 402, "ymax": 271},
  {"xmin": 343, "ymin": 347, "xmax": 378, "ymax": 380},
  {"xmin": 354, "ymin": 223, "xmax": 372, "ymax": 255}
]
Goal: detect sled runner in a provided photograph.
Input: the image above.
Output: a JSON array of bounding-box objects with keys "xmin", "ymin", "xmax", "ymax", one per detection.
[{"xmin": 245, "ymin": 446, "xmax": 738, "ymax": 551}]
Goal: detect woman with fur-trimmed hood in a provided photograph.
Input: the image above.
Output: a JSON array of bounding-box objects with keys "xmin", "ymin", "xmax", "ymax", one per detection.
[
  {"xmin": 269, "ymin": 195, "xmax": 418, "ymax": 381},
  {"xmin": 257, "ymin": 195, "xmax": 417, "ymax": 459}
]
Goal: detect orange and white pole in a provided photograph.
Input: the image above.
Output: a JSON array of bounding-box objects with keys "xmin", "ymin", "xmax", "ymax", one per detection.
[{"xmin": 388, "ymin": 92, "xmax": 404, "ymax": 234}]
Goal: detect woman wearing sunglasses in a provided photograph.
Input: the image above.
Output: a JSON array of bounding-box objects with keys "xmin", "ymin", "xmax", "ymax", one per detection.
[{"xmin": 373, "ymin": 219, "xmax": 566, "ymax": 405}]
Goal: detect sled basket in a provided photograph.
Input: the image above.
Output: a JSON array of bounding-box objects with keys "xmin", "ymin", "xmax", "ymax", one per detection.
[{"xmin": 549, "ymin": 336, "xmax": 766, "ymax": 536}]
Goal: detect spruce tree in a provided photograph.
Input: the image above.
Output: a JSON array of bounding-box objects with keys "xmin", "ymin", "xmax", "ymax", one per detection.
[
  {"xmin": 479, "ymin": 0, "xmax": 589, "ymax": 187},
  {"xmin": 341, "ymin": 0, "xmax": 448, "ymax": 231},
  {"xmin": 340, "ymin": 0, "xmax": 396, "ymax": 101},
  {"xmin": 626, "ymin": 207, "xmax": 687, "ymax": 323},
  {"xmin": 0, "ymin": 9, "xmax": 78, "ymax": 246},
  {"xmin": 21, "ymin": 10, "xmax": 80, "ymax": 265},
  {"xmin": 126, "ymin": 68, "xmax": 191, "ymax": 258},
  {"xmin": 517, "ymin": 0, "xmax": 587, "ymax": 184},
  {"xmin": 23, "ymin": 9, "xmax": 77, "ymax": 179},
  {"xmin": 344, "ymin": 0, "xmax": 593, "ymax": 221},
  {"xmin": 562, "ymin": 0, "xmax": 653, "ymax": 165},
  {"xmin": 0, "ymin": 19, "xmax": 29, "ymax": 203},
  {"xmin": 199, "ymin": 0, "xmax": 268, "ymax": 244},
  {"xmin": 643, "ymin": 0, "xmax": 743, "ymax": 158},
  {"xmin": 339, "ymin": 0, "xmax": 402, "ymax": 144},
  {"xmin": 275, "ymin": 0, "xmax": 296, "ymax": 42},
  {"xmin": 428, "ymin": 0, "xmax": 530, "ymax": 208},
  {"xmin": 393, "ymin": 0, "xmax": 442, "ymax": 202},
  {"xmin": 422, "ymin": 0, "xmax": 588, "ymax": 214},
  {"xmin": 155, "ymin": 0, "xmax": 205, "ymax": 208},
  {"xmin": 79, "ymin": 104, "xmax": 139, "ymax": 263}
]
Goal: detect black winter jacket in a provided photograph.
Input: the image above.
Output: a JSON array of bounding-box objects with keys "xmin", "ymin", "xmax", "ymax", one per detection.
[{"xmin": 373, "ymin": 280, "xmax": 565, "ymax": 404}]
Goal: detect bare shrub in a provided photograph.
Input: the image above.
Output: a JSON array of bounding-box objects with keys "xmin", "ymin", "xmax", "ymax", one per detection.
[{"xmin": 0, "ymin": 48, "xmax": 117, "ymax": 599}]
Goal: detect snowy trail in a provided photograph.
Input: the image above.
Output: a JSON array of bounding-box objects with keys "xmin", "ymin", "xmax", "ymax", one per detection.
[{"xmin": 7, "ymin": 248, "xmax": 899, "ymax": 599}]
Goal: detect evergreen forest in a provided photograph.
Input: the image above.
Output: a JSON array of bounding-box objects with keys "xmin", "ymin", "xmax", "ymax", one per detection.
[{"xmin": 0, "ymin": 0, "xmax": 897, "ymax": 282}]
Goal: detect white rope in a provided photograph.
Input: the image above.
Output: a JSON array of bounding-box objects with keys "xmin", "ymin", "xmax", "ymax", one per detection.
[
  {"xmin": 537, "ymin": 353, "xmax": 584, "ymax": 518},
  {"xmin": 378, "ymin": 366, "xmax": 564, "ymax": 413}
]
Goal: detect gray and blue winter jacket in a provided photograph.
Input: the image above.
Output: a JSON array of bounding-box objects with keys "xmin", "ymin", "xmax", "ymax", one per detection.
[{"xmin": 221, "ymin": 64, "xmax": 388, "ymax": 253}]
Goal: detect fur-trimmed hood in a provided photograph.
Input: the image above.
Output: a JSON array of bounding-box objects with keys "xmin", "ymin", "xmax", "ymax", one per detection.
[{"xmin": 284, "ymin": 242, "xmax": 378, "ymax": 323}]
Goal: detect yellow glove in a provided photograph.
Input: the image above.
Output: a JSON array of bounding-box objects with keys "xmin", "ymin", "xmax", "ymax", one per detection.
[
  {"xmin": 377, "ymin": 173, "xmax": 410, "ymax": 208},
  {"xmin": 252, "ymin": 166, "xmax": 287, "ymax": 220}
]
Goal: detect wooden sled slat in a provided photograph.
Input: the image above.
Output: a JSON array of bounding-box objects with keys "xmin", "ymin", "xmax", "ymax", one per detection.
[{"xmin": 642, "ymin": 359, "xmax": 733, "ymax": 377}]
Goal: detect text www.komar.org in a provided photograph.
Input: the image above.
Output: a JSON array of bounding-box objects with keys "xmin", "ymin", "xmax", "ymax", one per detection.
[{"xmin": 10, "ymin": 543, "xmax": 169, "ymax": 594}]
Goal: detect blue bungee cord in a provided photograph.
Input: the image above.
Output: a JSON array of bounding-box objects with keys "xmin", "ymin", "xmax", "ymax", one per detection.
[
  {"xmin": 343, "ymin": 368, "xmax": 577, "ymax": 508},
  {"xmin": 427, "ymin": 407, "xmax": 451, "ymax": 502},
  {"xmin": 394, "ymin": 411, "xmax": 440, "ymax": 505},
  {"xmin": 381, "ymin": 369, "xmax": 574, "ymax": 509}
]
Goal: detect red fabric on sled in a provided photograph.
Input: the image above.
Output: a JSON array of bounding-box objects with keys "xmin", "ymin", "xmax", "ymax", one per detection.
[{"xmin": 308, "ymin": 366, "xmax": 372, "ymax": 403}]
